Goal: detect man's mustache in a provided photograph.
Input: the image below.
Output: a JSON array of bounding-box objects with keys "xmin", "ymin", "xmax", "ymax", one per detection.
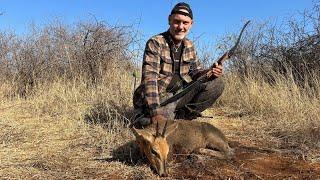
[{"xmin": 175, "ymin": 30, "xmax": 185, "ymax": 33}]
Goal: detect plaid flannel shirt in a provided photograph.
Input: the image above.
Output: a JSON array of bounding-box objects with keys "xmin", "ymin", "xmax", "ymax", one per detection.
[{"xmin": 134, "ymin": 31, "xmax": 204, "ymax": 116}]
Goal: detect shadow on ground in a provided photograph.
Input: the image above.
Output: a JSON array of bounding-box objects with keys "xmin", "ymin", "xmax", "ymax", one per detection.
[
  {"xmin": 94, "ymin": 140, "xmax": 146, "ymax": 166},
  {"xmin": 83, "ymin": 101, "xmax": 147, "ymax": 166}
]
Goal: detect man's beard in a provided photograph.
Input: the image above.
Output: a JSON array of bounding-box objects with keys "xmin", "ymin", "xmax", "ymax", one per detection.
[
  {"xmin": 171, "ymin": 30, "xmax": 188, "ymax": 41},
  {"xmin": 173, "ymin": 33, "xmax": 185, "ymax": 40}
]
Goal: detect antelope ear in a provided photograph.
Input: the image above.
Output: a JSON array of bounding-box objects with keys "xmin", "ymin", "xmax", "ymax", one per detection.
[
  {"xmin": 131, "ymin": 128, "xmax": 154, "ymax": 143},
  {"xmin": 163, "ymin": 123, "xmax": 178, "ymax": 138}
]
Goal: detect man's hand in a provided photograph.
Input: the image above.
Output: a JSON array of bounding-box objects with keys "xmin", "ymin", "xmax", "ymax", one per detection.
[
  {"xmin": 207, "ymin": 63, "xmax": 223, "ymax": 78},
  {"xmin": 212, "ymin": 63, "xmax": 223, "ymax": 78},
  {"xmin": 151, "ymin": 114, "xmax": 167, "ymax": 124}
]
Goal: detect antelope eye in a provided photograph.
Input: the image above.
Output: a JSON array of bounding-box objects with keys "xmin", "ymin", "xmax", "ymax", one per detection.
[{"xmin": 151, "ymin": 149, "xmax": 158, "ymax": 156}]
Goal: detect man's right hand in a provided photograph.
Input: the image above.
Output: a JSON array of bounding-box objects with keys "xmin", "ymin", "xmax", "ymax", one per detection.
[{"xmin": 151, "ymin": 114, "xmax": 167, "ymax": 124}]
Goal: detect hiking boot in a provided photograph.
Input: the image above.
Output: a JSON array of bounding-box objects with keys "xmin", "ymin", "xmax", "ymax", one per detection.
[{"xmin": 175, "ymin": 107, "xmax": 202, "ymax": 120}]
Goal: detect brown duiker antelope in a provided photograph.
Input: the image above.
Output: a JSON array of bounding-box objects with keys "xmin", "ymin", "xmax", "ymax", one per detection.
[{"xmin": 131, "ymin": 120, "xmax": 234, "ymax": 176}]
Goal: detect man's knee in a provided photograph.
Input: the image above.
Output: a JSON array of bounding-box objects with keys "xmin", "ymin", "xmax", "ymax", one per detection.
[{"xmin": 206, "ymin": 77, "xmax": 225, "ymax": 98}]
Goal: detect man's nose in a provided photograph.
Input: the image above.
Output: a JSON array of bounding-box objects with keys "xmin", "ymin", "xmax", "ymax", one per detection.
[{"xmin": 177, "ymin": 23, "xmax": 184, "ymax": 29}]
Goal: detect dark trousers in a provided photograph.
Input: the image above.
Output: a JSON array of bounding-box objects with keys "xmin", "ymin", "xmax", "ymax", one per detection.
[{"xmin": 159, "ymin": 77, "xmax": 225, "ymax": 120}]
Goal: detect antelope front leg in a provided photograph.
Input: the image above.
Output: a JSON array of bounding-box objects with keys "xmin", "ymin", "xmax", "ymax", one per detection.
[{"xmin": 197, "ymin": 148, "xmax": 226, "ymax": 159}]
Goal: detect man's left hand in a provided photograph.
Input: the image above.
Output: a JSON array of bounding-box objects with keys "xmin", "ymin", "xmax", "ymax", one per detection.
[{"xmin": 208, "ymin": 63, "xmax": 223, "ymax": 78}]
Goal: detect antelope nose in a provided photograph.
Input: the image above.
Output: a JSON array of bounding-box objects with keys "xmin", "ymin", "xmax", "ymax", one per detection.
[{"xmin": 160, "ymin": 172, "xmax": 168, "ymax": 177}]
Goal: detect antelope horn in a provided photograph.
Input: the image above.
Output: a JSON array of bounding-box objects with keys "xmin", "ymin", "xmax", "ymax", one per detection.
[
  {"xmin": 155, "ymin": 120, "xmax": 160, "ymax": 137},
  {"xmin": 161, "ymin": 120, "xmax": 168, "ymax": 137}
]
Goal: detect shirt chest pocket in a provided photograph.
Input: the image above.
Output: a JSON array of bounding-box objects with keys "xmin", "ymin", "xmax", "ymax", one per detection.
[{"xmin": 159, "ymin": 55, "xmax": 173, "ymax": 76}]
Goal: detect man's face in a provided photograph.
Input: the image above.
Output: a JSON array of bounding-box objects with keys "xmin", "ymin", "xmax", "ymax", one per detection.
[{"xmin": 168, "ymin": 14, "xmax": 193, "ymax": 41}]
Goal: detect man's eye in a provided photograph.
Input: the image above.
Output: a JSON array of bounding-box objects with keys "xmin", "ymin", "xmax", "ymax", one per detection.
[{"xmin": 174, "ymin": 20, "xmax": 181, "ymax": 24}]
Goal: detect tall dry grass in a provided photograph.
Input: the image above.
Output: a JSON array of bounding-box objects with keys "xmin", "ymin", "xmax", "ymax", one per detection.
[
  {"xmin": 214, "ymin": 2, "xmax": 320, "ymax": 158},
  {"xmin": 220, "ymin": 69, "xmax": 320, "ymax": 153},
  {"xmin": 0, "ymin": 70, "xmax": 158, "ymax": 179},
  {"xmin": 0, "ymin": 20, "xmax": 157, "ymax": 179}
]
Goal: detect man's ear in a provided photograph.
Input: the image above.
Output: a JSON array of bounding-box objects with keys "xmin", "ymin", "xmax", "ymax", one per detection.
[
  {"xmin": 168, "ymin": 15, "xmax": 171, "ymax": 25},
  {"xmin": 163, "ymin": 123, "xmax": 178, "ymax": 138},
  {"xmin": 131, "ymin": 127, "xmax": 154, "ymax": 143}
]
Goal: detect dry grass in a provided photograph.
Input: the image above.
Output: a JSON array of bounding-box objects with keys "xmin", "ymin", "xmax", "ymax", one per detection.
[
  {"xmin": 0, "ymin": 71, "xmax": 157, "ymax": 179},
  {"xmin": 1, "ymin": 68, "xmax": 319, "ymax": 178},
  {"xmin": 220, "ymin": 71, "xmax": 320, "ymax": 156}
]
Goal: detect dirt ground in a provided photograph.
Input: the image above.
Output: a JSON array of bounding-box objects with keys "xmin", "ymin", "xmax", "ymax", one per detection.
[
  {"xmin": 168, "ymin": 139, "xmax": 320, "ymax": 179},
  {"xmin": 154, "ymin": 112, "xmax": 320, "ymax": 179}
]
